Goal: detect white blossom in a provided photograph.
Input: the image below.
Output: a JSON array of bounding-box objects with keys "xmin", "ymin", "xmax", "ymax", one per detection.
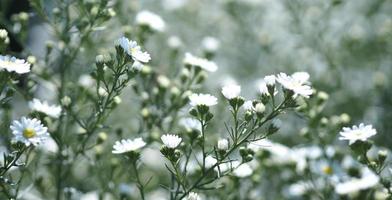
[
  {"xmin": 264, "ymin": 75, "xmax": 276, "ymax": 86},
  {"xmin": 183, "ymin": 53, "xmax": 218, "ymax": 72},
  {"xmin": 185, "ymin": 192, "xmax": 201, "ymax": 200},
  {"xmin": 189, "ymin": 93, "xmax": 218, "ymax": 107},
  {"xmin": 161, "ymin": 134, "xmax": 182, "ymax": 148},
  {"xmin": 202, "ymin": 36, "xmax": 220, "ymax": 52},
  {"xmin": 116, "ymin": 37, "xmax": 151, "ymax": 63},
  {"xmin": 28, "ymin": 98, "xmax": 62, "ymax": 118},
  {"xmin": 179, "ymin": 118, "xmax": 201, "ymax": 132},
  {"xmin": 221, "ymin": 84, "xmax": 241, "ymax": 99},
  {"xmin": 112, "ymin": 138, "xmax": 146, "ymax": 154},
  {"xmin": 233, "ymin": 163, "xmax": 253, "ymax": 177},
  {"xmin": 135, "ymin": 10, "xmax": 165, "ymax": 32},
  {"xmin": 276, "ymin": 72, "xmax": 313, "ymax": 98},
  {"xmin": 0, "ymin": 55, "xmax": 30, "ymax": 74},
  {"xmin": 339, "ymin": 123, "xmax": 377, "ymax": 145},
  {"xmin": 335, "ymin": 168, "xmax": 379, "ymax": 195},
  {"xmin": 10, "ymin": 117, "xmax": 50, "ymax": 146}
]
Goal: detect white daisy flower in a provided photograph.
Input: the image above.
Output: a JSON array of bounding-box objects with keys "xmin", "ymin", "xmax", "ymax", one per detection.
[
  {"xmin": 292, "ymin": 72, "xmax": 310, "ymax": 84},
  {"xmin": 264, "ymin": 75, "xmax": 276, "ymax": 86},
  {"xmin": 217, "ymin": 139, "xmax": 229, "ymax": 150},
  {"xmin": 243, "ymin": 100, "xmax": 255, "ymax": 111},
  {"xmin": 183, "ymin": 53, "xmax": 218, "ymax": 72},
  {"xmin": 135, "ymin": 10, "xmax": 165, "ymax": 32},
  {"xmin": 28, "ymin": 98, "xmax": 62, "ymax": 118},
  {"xmin": 185, "ymin": 192, "xmax": 201, "ymax": 200},
  {"xmin": 116, "ymin": 37, "xmax": 151, "ymax": 63},
  {"xmin": 221, "ymin": 84, "xmax": 241, "ymax": 99},
  {"xmin": 335, "ymin": 168, "xmax": 379, "ymax": 195},
  {"xmin": 10, "ymin": 117, "xmax": 50, "ymax": 146},
  {"xmin": 257, "ymin": 81, "xmax": 270, "ymax": 96},
  {"xmin": 189, "ymin": 93, "xmax": 218, "ymax": 107},
  {"xmin": 276, "ymin": 72, "xmax": 313, "ymax": 98},
  {"xmin": 0, "ymin": 55, "xmax": 31, "ymax": 74},
  {"xmin": 233, "ymin": 163, "xmax": 253, "ymax": 178},
  {"xmin": 112, "ymin": 138, "xmax": 146, "ymax": 154},
  {"xmin": 339, "ymin": 123, "xmax": 377, "ymax": 145},
  {"xmin": 161, "ymin": 134, "xmax": 182, "ymax": 148}
]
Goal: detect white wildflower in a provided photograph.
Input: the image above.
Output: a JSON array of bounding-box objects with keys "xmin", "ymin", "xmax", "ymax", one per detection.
[
  {"xmin": 189, "ymin": 93, "xmax": 218, "ymax": 107},
  {"xmin": 116, "ymin": 37, "xmax": 151, "ymax": 63},
  {"xmin": 0, "ymin": 55, "xmax": 30, "ymax": 74},
  {"xmin": 135, "ymin": 10, "xmax": 165, "ymax": 32},
  {"xmin": 10, "ymin": 117, "xmax": 50, "ymax": 146},
  {"xmin": 183, "ymin": 53, "xmax": 218, "ymax": 72},
  {"xmin": 221, "ymin": 84, "xmax": 241, "ymax": 99},
  {"xmin": 28, "ymin": 98, "xmax": 62, "ymax": 118},
  {"xmin": 217, "ymin": 139, "xmax": 229, "ymax": 150},
  {"xmin": 276, "ymin": 72, "xmax": 313, "ymax": 98},
  {"xmin": 112, "ymin": 138, "xmax": 146, "ymax": 154},
  {"xmin": 202, "ymin": 36, "xmax": 220, "ymax": 52},
  {"xmin": 185, "ymin": 192, "xmax": 201, "ymax": 200},
  {"xmin": 335, "ymin": 168, "xmax": 379, "ymax": 195},
  {"xmin": 161, "ymin": 134, "xmax": 182, "ymax": 148},
  {"xmin": 264, "ymin": 75, "xmax": 276, "ymax": 86},
  {"xmin": 339, "ymin": 123, "xmax": 377, "ymax": 145},
  {"xmin": 233, "ymin": 163, "xmax": 253, "ymax": 177}
]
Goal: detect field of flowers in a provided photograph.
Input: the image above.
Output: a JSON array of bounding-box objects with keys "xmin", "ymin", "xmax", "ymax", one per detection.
[{"xmin": 0, "ymin": 0, "xmax": 391, "ymax": 199}]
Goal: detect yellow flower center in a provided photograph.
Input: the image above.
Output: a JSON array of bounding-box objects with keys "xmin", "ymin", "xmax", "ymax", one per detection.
[
  {"xmin": 322, "ymin": 166, "xmax": 333, "ymax": 175},
  {"xmin": 23, "ymin": 128, "xmax": 36, "ymax": 138}
]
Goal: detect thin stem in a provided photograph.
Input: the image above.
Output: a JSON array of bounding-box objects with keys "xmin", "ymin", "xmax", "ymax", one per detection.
[{"xmin": 132, "ymin": 161, "xmax": 145, "ymax": 200}]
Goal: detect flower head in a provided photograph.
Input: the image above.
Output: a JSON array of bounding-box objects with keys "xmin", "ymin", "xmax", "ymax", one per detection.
[
  {"xmin": 161, "ymin": 134, "xmax": 182, "ymax": 148},
  {"xmin": 135, "ymin": 10, "xmax": 165, "ymax": 32},
  {"xmin": 202, "ymin": 36, "xmax": 220, "ymax": 52},
  {"xmin": 264, "ymin": 75, "xmax": 276, "ymax": 86},
  {"xmin": 276, "ymin": 72, "xmax": 313, "ymax": 98},
  {"xmin": 185, "ymin": 192, "xmax": 201, "ymax": 200},
  {"xmin": 116, "ymin": 37, "xmax": 151, "ymax": 63},
  {"xmin": 221, "ymin": 84, "xmax": 241, "ymax": 99},
  {"xmin": 10, "ymin": 117, "xmax": 50, "ymax": 146},
  {"xmin": 0, "ymin": 55, "xmax": 30, "ymax": 74},
  {"xmin": 233, "ymin": 163, "xmax": 253, "ymax": 177},
  {"xmin": 217, "ymin": 139, "xmax": 229, "ymax": 150},
  {"xmin": 112, "ymin": 138, "xmax": 146, "ymax": 154},
  {"xmin": 183, "ymin": 53, "xmax": 218, "ymax": 72},
  {"xmin": 339, "ymin": 123, "xmax": 377, "ymax": 145},
  {"xmin": 189, "ymin": 93, "xmax": 218, "ymax": 107},
  {"xmin": 29, "ymin": 98, "xmax": 62, "ymax": 118}
]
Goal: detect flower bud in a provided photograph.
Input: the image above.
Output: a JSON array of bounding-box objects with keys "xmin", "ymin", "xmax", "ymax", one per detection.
[
  {"xmin": 217, "ymin": 139, "xmax": 229, "ymax": 151},
  {"xmin": 61, "ymin": 96, "xmax": 72, "ymax": 106},
  {"xmin": 255, "ymin": 103, "xmax": 265, "ymax": 114},
  {"xmin": 378, "ymin": 150, "xmax": 388, "ymax": 164}
]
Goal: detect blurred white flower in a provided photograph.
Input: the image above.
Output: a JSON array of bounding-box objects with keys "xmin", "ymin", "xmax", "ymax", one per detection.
[
  {"xmin": 179, "ymin": 118, "xmax": 201, "ymax": 132},
  {"xmin": 112, "ymin": 138, "xmax": 146, "ymax": 154},
  {"xmin": 202, "ymin": 36, "xmax": 220, "ymax": 52},
  {"xmin": 217, "ymin": 139, "xmax": 229, "ymax": 150},
  {"xmin": 243, "ymin": 100, "xmax": 255, "ymax": 111},
  {"xmin": 276, "ymin": 72, "xmax": 313, "ymax": 98},
  {"xmin": 116, "ymin": 37, "xmax": 151, "ymax": 63},
  {"xmin": 335, "ymin": 168, "xmax": 379, "ymax": 195},
  {"xmin": 233, "ymin": 163, "xmax": 253, "ymax": 177},
  {"xmin": 161, "ymin": 134, "xmax": 182, "ymax": 148},
  {"xmin": 291, "ymin": 72, "xmax": 310, "ymax": 84},
  {"xmin": 221, "ymin": 84, "xmax": 241, "ymax": 99},
  {"xmin": 189, "ymin": 93, "xmax": 218, "ymax": 107},
  {"xmin": 167, "ymin": 36, "xmax": 182, "ymax": 49},
  {"xmin": 183, "ymin": 53, "xmax": 218, "ymax": 72},
  {"xmin": 185, "ymin": 192, "xmax": 201, "ymax": 200},
  {"xmin": 255, "ymin": 103, "xmax": 265, "ymax": 113},
  {"xmin": 78, "ymin": 74, "xmax": 95, "ymax": 88},
  {"xmin": 0, "ymin": 55, "xmax": 30, "ymax": 74},
  {"xmin": 264, "ymin": 75, "xmax": 276, "ymax": 86},
  {"xmin": 10, "ymin": 117, "xmax": 50, "ymax": 146},
  {"xmin": 339, "ymin": 123, "xmax": 377, "ymax": 145},
  {"xmin": 131, "ymin": 61, "xmax": 144, "ymax": 71},
  {"xmin": 135, "ymin": 10, "xmax": 165, "ymax": 32},
  {"xmin": 29, "ymin": 98, "xmax": 62, "ymax": 118}
]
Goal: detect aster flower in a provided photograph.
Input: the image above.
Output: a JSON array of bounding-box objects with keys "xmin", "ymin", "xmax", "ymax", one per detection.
[
  {"xmin": 189, "ymin": 93, "xmax": 218, "ymax": 107},
  {"xmin": 179, "ymin": 118, "xmax": 201, "ymax": 132},
  {"xmin": 221, "ymin": 84, "xmax": 241, "ymax": 99},
  {"xmin": 335, "ymin": 168, "xmax": 379, "ymax": 195},
  {"xmin": 233, "ymin": 163, "xmax": 253, "ymax": 177},
  {"xmin": 135, "ymin": 10, "xmax": 165, "ymax": 32},
  {"xmin": 116, "ymin": 37, "xmax": 151, "ymax": 63},
  {"xmin": 28, "ymin": 98, "xmax": 62, "ymax": 118},
  {"xmin": 202, "ymin": 36, "xmax": 220, "ymax": 52},
  {"xmin": 112, "ymin": 138, "xmax": 146, "ymax": 154},
  {"xmin": 339, "ymin": 123, "xmax": 377, "ymax": 145},
  {"xmin": 161, "ymin": 134, "xmax": 182, "ymax": 148},
  {"xmin": 276, "ymin": 72, "xmax": 313, "ymax": 98},
  {"xmin": 264, "ymin": 75, "xmax": 276, "ymax": 86},
  {"xmin": 0, "ymin": 55, "xmax": 30, "ymax": 74},
  {"xmin": 183, "ymin": 53, "xmax": 218, "ymax": 72},
  {"xmin": 185, "ymin": 192, "xmax": 201, "ymax": 200},
  {"xmin": 243, "ymin": 100, "xmax": 255, "ymax": 111},
  {"xmin": 10, "ymin": 117, "xmax": 50, "ymax": 146},
  {"xmin": 291, "ymin": 72, "xmax": 310, "ymax": 84}
]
